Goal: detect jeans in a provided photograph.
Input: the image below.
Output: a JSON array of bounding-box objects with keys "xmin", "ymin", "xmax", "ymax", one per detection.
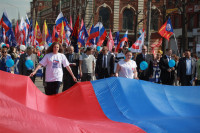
[{"xmin": 45, "ymin": 81, "xmax": 61, "ymax": 95}]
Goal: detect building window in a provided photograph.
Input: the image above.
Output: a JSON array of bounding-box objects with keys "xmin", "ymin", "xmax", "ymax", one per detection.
[
  {"xmin": 123, "ymin": 8, "xmax": 134, "ymax": 30},
  {"xmin": 99, "ymin": 7, "xmax": 110, "ymax": 29},
  {"xmin": 151, "ymin": 9, "xmax": 159, "ymax": 31},
  {"xmin": 174, "ymin": 16, "xmax": 179, "ymax": 28},
  {"xmin": 168, "ymin": 0, "xmax": 173, "ymax": 6},
  {"xmin": 188, "ymin": 15, "xmax": 194, "ymax": 30}
]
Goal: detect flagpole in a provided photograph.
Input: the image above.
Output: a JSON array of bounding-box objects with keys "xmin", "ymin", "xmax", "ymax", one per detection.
[{"xmin": 173, "ymin": 33, "xmax": 180, "ymax": 57}]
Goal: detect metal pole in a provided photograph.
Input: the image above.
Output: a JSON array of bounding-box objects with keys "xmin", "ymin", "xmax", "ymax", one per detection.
[
  {"xmin": 162, "ymin": 4, "xmax": 166, "ymax": 55},
  {"xmin": 60, "ymin": 0, "xmax": 61, "ymax": 13},
  {"xmin": 145, "ymin": 0, "xmax": 152, "ymax": 53},
  {"xmin": 181, "ymin": 0, "xmax": 187, "ymax": 53}
]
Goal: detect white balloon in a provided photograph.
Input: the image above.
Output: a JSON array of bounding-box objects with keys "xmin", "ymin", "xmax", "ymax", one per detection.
[
  {"xmin": 40, "ymin": 46, "xmax": 44, "ymax": 51},
  {"xmin": 20, "ymin": 45, "xmax": 26, "ymax": 51}
]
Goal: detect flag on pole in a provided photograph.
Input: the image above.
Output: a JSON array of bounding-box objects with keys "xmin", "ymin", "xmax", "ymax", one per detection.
[
  {"xmin": 42, "ymin": 20, "xmax": 49, "ymax": 45},
  {"xmin": 52, "ymin": 26, "xmax": 58, "ymax": 42},
  {"xmin": 34, "ymin": 21, "xmax": 42, "ymax": 46},
  {"xmin": 46, "ymin": 29, "xmax": 52, "ymax": 44},
  {"xmin": 58, "ymin": 21, "xmax": 65, "ymax": 44},
  {"xmin": 131, "ymin": 31, "xmax": 145, "ymax": 53},
  {"xmin": 78, "ymin": 24, "xmax": 88, "ymax": 47},
  {"xmin": 96, "ymin": 22, "xmax": 107, "ymax": 46},
  {"xmin": 19, "ymin": 17, "xmax": 26, "ymax": 45},
  {"xmin": 107, "ymin": 29, "xmax": 114, "ymax": 51},
  {"xmin": 116, "ymin": 30, "xmax": 128, "ymax": 52},
  {"xmin": 71, "ymin": 15, "xmax": 79, "ymax": 39},
  {"xmin": 114, "ymin": 31, "xmax": 119, "ymax": 47},
  {"xmin": 158, "ymin": 18, "xmax": 174, "ymax": 41},
  {"xmin": 151, "ymin": 38, "xmax": 163, "ymax": 55},
  {"xmin": 0, "ymin": 12, "xmax": 12, "ymax": 36},
  {"xmin": 86, "ymin": 24, "xmax": 99, "ymax": 46},
  {"xmin": 80, "ymin": 19, "xmax": 84, "ymax": 31},
  {"xmin": 70, "ymin": 15, "xmax": 73, "ymax": 29}
]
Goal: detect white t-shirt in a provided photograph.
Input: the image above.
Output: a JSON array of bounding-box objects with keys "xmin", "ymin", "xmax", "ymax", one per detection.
[
  {"xmin": 39, "ymin": 53, "xmax": 69, "ymax": 82},
  {"xmin": 118, "ymin": 60, "xmax": 137, "ymax": 79}
]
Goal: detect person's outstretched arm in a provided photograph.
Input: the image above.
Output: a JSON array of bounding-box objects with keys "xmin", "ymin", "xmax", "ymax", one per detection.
[{"xmin": 29, "ymin": 64, "xmax": 42, "ymax": 77}]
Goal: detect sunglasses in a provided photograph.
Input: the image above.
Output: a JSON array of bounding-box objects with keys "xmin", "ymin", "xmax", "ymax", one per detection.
[
  {"xmin": 2, "ymin": 51, "xmax": 7, "ymax": 53},
  {"xmin": 142, "ymin": 49, "xmax": 146, "ymax": 50}
]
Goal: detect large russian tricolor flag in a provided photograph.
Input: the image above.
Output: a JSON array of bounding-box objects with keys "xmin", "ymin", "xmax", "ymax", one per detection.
[{"xmin": 0, "ymin": 70, "xmax": 200, "ymax": 133}]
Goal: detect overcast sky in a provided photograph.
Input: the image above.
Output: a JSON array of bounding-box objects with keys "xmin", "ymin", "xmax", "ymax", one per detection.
[{"xmin": 0, "ymin": 0, "xmax": 31, "ymax": 21}]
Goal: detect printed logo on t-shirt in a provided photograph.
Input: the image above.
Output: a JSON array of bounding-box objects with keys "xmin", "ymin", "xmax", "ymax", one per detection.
[{"xmin": 52, "ymin": 60, "xmax": 59, "ymax": 68}]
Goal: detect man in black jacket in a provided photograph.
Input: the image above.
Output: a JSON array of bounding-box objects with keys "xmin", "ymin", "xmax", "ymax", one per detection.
[
  {"xmin": 159, "ymin": 48, "xmax": 175, "ymax": 85},
  {"xmin": 136, "ymin": 45, "xmax": 153, "ymax": 81},
  {"xmin": 95, "ymin": 46, "xmax": 115, "ymax": 79},
  {"xmin": 62, "ymin": 46, "xmax": 79, "ymax": 91},
  {"xmin": 177, "ymin": 49, "xmax": 197, "ymax": 86}
]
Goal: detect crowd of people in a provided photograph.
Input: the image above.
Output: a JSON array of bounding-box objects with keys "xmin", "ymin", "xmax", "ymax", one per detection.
[{"xmin": 0, "ymin": 42, "xmax": 200, "ymax": 95}]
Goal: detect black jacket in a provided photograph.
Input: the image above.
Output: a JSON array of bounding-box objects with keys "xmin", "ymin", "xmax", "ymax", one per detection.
[
  {"xmin": 136, "ymin": 53, "xmax": 153, "ymax": 79},
  {"xmin": 95, "ymin": 53, "xmax": 115, "ymax": 76}
]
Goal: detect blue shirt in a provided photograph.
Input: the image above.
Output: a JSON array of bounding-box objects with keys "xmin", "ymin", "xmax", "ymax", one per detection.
[{"xmin": 186, "ymin": 58, "xmax": 192, "ymax": 75}]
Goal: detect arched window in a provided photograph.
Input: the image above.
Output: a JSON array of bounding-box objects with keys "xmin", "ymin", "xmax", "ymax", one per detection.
[
  {"xmin": 151, "ymin": 9, "xmax": 159, "ymax": 31},
  {"xmin": 99, "ymin": 7, "xmax": 110, "ymax": 29},
  {"xmin": 123, "ymin": 8, "xmax": 134, "ymax": 30}
]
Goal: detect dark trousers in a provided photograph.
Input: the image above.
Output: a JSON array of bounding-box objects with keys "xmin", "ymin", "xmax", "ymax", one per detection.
[
  {"xmin": 62, "ymin": 74, "xmax": 76, "ymax": 92},
  {"xmin": 45, "ymin": 81, "xmax": 61, "ymax": 95},
  {"xmin": 98, "ymin": 68, "xmax": 109, "ymax": 79},
  {"xmin": 181, "ymin": 75, "xmax": 192, "ymax": 86},
  {"xmin": 138, "ymin": 73, "xmax": 149, "ymax": 81},
  {"xmin": 81, "ymin": 73, "xmax": 93, "ymax": 81}
]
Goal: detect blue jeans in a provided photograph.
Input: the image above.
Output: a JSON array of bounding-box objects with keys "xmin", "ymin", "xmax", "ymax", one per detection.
[{"xmin": 45, "ymin": 81, "xmax": 61, "ymax": 95}]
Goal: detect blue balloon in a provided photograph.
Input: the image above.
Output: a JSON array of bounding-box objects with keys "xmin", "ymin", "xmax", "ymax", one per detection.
[
  {"xmin": 168, "ymin": 59, "xmax": 175, "ymax": 68},
  {"xmin": 97, "ymin": 46, "xmax": 101, "ymax": 52},
  {"xmin": 48, "ymin": 43, "xmax": 52, "ymax": 47},
  {"xmin": 25, "ymin": 60, "xmax": 34, "ymax": 69},
  {"xmin": 6, "ymin": 59, "xmax": 14, "ymax": 67},
  {"xmin": 140, "ymin": 61, "xmax": 148, "ymax": 70},
  {"xmin": 128, "ymin": 48, "xmax": 131, "ymax": 51},
  {"xmin": 1, "ymin": 44, "xmax": 6, "ymax": 48}
]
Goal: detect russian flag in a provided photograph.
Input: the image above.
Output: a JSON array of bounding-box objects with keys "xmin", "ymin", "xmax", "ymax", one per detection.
[
  {"xmin": 55, "ymin": 12, "xmax": 65, "ymax": 33},
  {"xmin": 0, "ymin": 12, "xmax": 12, "ymax": 36},
  {"xmin": 25, "ymin": 15, "xmax": 30, "ymax": 30},
  {"xmin": 86, "ymin": 24, "xmax": 99, "ymax": 46},
  {"xmin": 116, "ymin": 30, "xmax": 128, "ymax": 52},
  {"xmin": 1, "ymin": 71, "xmax": 200, "ymax": 133},
  {"xmin": 96, "ymin": 22, "xmax": 107, "ymax": 46}
]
